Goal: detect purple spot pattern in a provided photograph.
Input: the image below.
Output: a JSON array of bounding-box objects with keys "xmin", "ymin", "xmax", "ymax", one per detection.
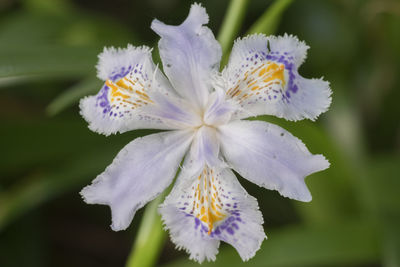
[
  {"xmin": 96, "ymin": 85, "xmax": 112, "ymax": 115},
  {"xmin": 93, "ymin": 63, "xmax": 162, "ymax": 125},
  {"xmin": 173, "ymin": 169, "xmax": 247, "ymax": 241},
  {"xmin": 181, "ymin": 203, "xmax": 244, "ymax": 239},
  {"xmin": 109, "ymin": 65, "xmax": 133, "ymax": 82},
  {"xmin": 228, "ymin": 47, "xmax": 300, "ymax": 107},
  {"xmin": 265, "ymin": 52, "xmax": 298, "ymax": 98},
  {"xmin": 95, "ymin": 65, "xmax": 135, "ymax": 118}
]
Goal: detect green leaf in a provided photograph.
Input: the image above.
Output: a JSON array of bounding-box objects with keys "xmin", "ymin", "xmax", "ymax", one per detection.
[
  {"xmin": 46, "ymin": 75, "xmax": 102, "ymax": 116},
  {"xmin": 0, "ymin": 148, "xmax": 111, "ymax": 231},
  {"xmin": 0, "ymin": 44, "xmax": 99, "ymax": 86},
  {"xmin": 0, "ymin": 119, "xmax": 106, "ymax": 174},
  {"xmin": 23, "ymin": 0, "xmax": 74, "ymax": 16},
  {"xmin": 0, "ymin": 10, "xmax": 135, "ymax": 86},
  {"xmin": 366, "ymin": 156, "xmax": 400, "ymax": 267},
  {"xmin": 247, "ymin": 0, "xmax": 294, "ymax": 35},
  {"xmin": 125, "ymin": 191, "xmax": 168, "ymax": 267},
  {"xmin": 217, "ymin": 0, "xmax": 249, "ymax": 67}
]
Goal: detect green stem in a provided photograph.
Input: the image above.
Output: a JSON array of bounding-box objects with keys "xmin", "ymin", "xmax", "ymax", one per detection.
[
  {"xmin": 218, "ymin": 0, "xmax": 250, "ymax": 67},
  {"xmin": 247, "ymin": 0, "xmax": 294, "ymax": 35},
  {"xmin": 125, "ymin": 191, "xmax": 168, "ymax": 267}
]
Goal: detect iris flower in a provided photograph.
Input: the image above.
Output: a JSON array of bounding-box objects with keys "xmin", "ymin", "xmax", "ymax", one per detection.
[{"xmin": 80, "ymin": 3, "xmax": 331, "ymax": 262}]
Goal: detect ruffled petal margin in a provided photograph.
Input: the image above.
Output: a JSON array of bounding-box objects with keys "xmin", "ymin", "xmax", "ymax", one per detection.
[{"xmin": 81, "ymin": 130, "xmax": 193, "ymax": 231}]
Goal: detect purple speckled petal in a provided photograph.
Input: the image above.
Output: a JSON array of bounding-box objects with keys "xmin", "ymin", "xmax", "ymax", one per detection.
[
  {"xmin": 80, "ymin": 45, "xmax": 199, "ymax": 136},
  {"xmin": 160, "ymin": 162, "xmax": 266, "ymax": 263},
  {"xmin": 96, "ymin": 45, "xmax": 152, "ymax": 82},
  {"xmin": 223, "ymin": 34, "xmax": 331, "ymax": 121}
]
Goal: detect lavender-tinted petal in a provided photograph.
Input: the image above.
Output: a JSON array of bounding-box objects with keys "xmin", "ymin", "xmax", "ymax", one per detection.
[
  {"xmin": 80, "ymin": 130, "xmax": 193, "ymax": 231},
  {"xmin": 219, "ymin": 120, "xmax": 330, "ymax": 202},
  {"xmin": 151, "ymin": 3, "xmax": 221, "ymax": 108}
]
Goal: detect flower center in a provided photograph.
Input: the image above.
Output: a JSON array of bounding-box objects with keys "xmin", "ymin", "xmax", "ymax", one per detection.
[{"xmin": 198, "ymin": 96, "xmax": 234, "ymax": 129}]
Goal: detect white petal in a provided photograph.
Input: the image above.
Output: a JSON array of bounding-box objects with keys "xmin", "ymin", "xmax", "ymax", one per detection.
[
  {"xmin": 222, "ymin": 34, "xmax": 332, "ymax": 121},
  {"xmin": 160, "ymin": 204, "xmax": 220, "ymax": 263},
  {"xmin": 218, "ymin": 120, "xmax": 330, "ymax": 202},
  {"xmin": 80, "ymin": 130, "xmax": 193, "ymax": 231},
  {"xmin": 141, "ymin": 90, "xmax": 202, "ymax": 129},
  {"xmin": 203, "ymin": 88, "xmax": 235, "ymax": 126},
  {"xmin": 151, "ymin": 3, "xmax": 222, "ymax": 108},
  {"xmin": 160, "ymin": 163, "xmax": 265, "ymax": 262},
  {"xmin": 80, "ymin": 45, "xmax": 199, "ymax": 135},
  {"xmin": 268, "ymin": 34, "xmax": 309, "ymax": 67},
  {"xmin": 96, "ymin": 45, "xmax": 151, "ymax": 81},
  {"xmin": 190, "ymin": 126, "xmax": 220, "ymax": 167}
]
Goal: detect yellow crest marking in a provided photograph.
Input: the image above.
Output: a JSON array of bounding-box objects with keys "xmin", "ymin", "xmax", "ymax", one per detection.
[
  {"xmin": 226, "ymin": 61, "xmax": 286, "ymax": 102},
  {"xmin": 191, "ymin": 166, "xmax": 226, "ymax": 235}
]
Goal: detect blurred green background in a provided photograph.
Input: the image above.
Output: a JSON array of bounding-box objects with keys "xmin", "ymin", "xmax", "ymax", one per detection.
[{"xmin": 0, "ymin": 0, "xmax": 399, "ymax": 266}]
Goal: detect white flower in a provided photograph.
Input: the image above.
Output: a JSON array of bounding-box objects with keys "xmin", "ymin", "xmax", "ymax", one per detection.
[{"xmin": 79, "ymin": 3, "xmax": 331, "ymax": 263}]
